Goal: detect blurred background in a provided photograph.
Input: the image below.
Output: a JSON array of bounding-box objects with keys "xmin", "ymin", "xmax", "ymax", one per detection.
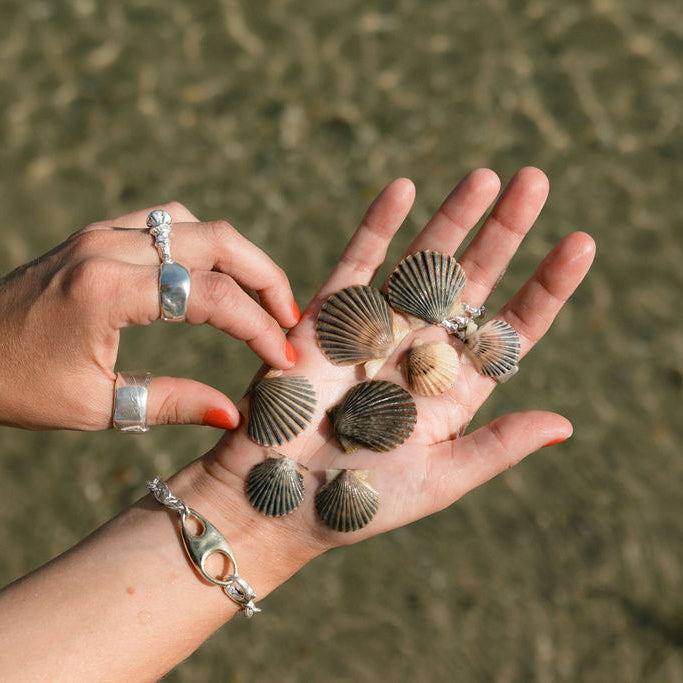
[{"xmin": 1, "ymin": 0, "xmax": 682, "ymax": 680}]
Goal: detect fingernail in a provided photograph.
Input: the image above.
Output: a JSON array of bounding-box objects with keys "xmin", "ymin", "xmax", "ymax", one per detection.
[
  {"xmin": 292, "ymin": 300, "xmax": 301, "ymax": 322},
  {"xmin": 542, "ymin": 437, "xmax": 568, "ymax": 448},
  {"xmin": 285, "ymin": 340, "xmax": 297, "ymax": 364},
  {"xmin": 202, "ymin": 409, "xmax": 237, "ymax": 430}
]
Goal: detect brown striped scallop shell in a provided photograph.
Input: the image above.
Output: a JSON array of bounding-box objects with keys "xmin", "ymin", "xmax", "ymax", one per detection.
[
  {"xmin": 463, "ymin": 319, "xmax": 520, "ymax": 382},
  {"xmin": 316, "ymin": 285, "xmax": 408, "ymax": 378},
  {"xmin": 246, "ymin": 369, "xmax": 317, "ymax": 446},
  {"xmin": 315, "ymin": 469, "xmax": 379, "ymax": 532},
  {"xmin": 327, "ymin": 380, "xmax": 417, "ymax": 453},
  {"xmin": 246, "ymin": 451, "xmax": 308, "ymax": 517},
  {"xmin": 388, "ymin": 250, "xmax": 467, "ymax": 326},
  {"xmin": 400, "ymin": 339, "xmax": 461, "ymax": 396}
]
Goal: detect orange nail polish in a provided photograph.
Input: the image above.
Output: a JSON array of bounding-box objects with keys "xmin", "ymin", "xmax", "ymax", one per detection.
[
  {"xmin": 285, "ymin": 340, "xmax": 297, "ymax": 364},
  {"xmin": 292, "ymin": 300, "xmax": 301, "ymax": 322},
  {"xmin": 202, "ymin": 409, "xmax": 236, "ymax": 430},
  {"xmin": 542, "ymin": 437, "xmax": 568, "ymax": 448}
]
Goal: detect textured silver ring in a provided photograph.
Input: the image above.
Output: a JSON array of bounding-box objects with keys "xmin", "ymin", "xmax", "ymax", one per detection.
[
  {"xmin": 113, "ymin": 372, "xmax": 152, "ymax": 433},
  {"xmin": 146, "ymin": 209, "xmax": 191, "ymax": 322}
]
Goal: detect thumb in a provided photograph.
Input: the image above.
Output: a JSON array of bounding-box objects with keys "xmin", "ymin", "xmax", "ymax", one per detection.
[{"xmin": 146, "ymin": 376, "xmax": 241, "ymax": 429}]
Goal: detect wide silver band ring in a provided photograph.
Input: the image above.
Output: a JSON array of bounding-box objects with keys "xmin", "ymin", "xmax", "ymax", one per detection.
[
  {"xmin": 113, "ymin": 372, "xmax": 152, "ymax": 433},
  {"xmin": 159, "ymin": 262, "xmax": 191, "ymax": 321},
  {"xmin": 146, "ymin": 210, "xmax": 191, "ymax": 322}
]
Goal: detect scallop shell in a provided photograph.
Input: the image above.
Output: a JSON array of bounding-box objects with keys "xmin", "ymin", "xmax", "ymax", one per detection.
[
  {"xmin": 315, "ymin": 469, "xmax": 379, "ymax": 532},
  {"xmin": 400, "ymin": 339, "xmax": 461, "ymax": 396},
  {"xmin": 388, "ymin": 250, "xmax": 467, "ymax": 325},
  {"xmin": 246, "ymin": 369, "xmax": 317, "ymax": 446},
  {"xmin": 464, "ymin": 319, "xmax": 520, "ymax": 382},
  {"xmin": 327, "ymin": 380, "xmax": 417, "ymax": 453},
  {"xmin": 246, "ymin": 451, "xmax": 308, "ymax": 517},
  {"xmin": 316, "ymin": 285, "xmax": 408, "ymax": 378}
]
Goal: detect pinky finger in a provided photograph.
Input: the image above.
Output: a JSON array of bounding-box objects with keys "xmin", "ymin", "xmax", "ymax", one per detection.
[{"xmin": 146, "ymin": 376, "xmax": 241, "ymax": 429}]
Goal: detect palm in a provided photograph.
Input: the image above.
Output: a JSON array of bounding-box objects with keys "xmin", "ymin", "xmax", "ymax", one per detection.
[{"xmin": 215, "ymin": 168, "xmax": 595, "ymax": 547}]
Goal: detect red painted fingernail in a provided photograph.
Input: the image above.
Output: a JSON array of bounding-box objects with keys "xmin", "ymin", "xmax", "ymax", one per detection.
[
  {"xmin": 202, "ymin": 409, "xmax": 237, "ymax": 430},
  {"xmin": 542, "ymin": 437, "xmax": 568, "ymax": 448},
  {"xmin": 292, "ymin": 300, "xmax": 301, "ymax": 322},
  {"xmin": 285, "ymin": 340, "xmax": 297, "ymax": 364}
]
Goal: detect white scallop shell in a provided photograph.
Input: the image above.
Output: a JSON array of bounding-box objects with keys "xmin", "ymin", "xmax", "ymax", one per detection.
[
  {"xmin": 388, "ymin": 250, "xmax": 467, "ymax": 325},
  {"xmin": 315, "ymin": 469, "xmax": 379, "ymax": 532},
  {"xmin": 247, "ymin": 369, "xmax": 317, "ymax": 445},
  {"xmin": 400, "ymin": 339, "xmax": 461, "ymax": 396},
  {"xmin": 326, "ymin": 380, "xmax": 417, "ymax": 453},
  {"xmin": 316, "ymin": 285, "xmax": 408, "ymax": 378},
  {"xmin": 246, "ymin": 451, "xmax": 308, "ymax": 517},
  {"xmin": 464, "ymin": 319, "xmax": 520, "ymax": 382}
]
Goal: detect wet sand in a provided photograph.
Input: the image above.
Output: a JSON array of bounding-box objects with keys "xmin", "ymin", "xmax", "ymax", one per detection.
[{"xmin": 1, "ymin": 1, "xmax": 682, "ymax": 680}]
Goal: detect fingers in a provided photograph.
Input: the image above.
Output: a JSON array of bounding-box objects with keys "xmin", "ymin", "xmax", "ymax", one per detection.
[
  {"xmin": 71, "ymin": 219, "xmax": 299, "ymax": 330},
  {"xmin": 146, "ymin": 376, "xmax": 241, "ymax": 429},
  {"xmin": 498, "ymin": 231, "xmax": 596, "ymax": 356},
  {"xmin": 401, "ymin": 168, "xmax": 501, "ymax": 257},
  {"xmin": 457, "ymin": 166, "xmax": 550, "ymax": 305},
  {"xmin": 422, "ymin": 410, "xmax": 573, "ymax": 514},
  {"xmin": 315, "ymin": 178, "xmax": 416, "ymax": 298},
  {"xmin": 113, "ymin": 262, "xmax": 296, "ymax": 370}
]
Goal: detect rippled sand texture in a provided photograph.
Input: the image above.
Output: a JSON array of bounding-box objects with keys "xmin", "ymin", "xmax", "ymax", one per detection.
[{"xmin": 1, "ymin": 1, "xmax": 682, "ymax": 681}]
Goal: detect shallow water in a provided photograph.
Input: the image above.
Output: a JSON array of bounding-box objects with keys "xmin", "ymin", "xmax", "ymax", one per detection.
[{"xmin": 1, "ymin": 1, "xmax": 682, "ymax": 680}]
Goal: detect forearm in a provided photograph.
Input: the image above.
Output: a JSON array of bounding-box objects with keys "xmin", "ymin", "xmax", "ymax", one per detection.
[{"xmin": 0, "ymin": 443, "xmax": 321, "ymax": 681}]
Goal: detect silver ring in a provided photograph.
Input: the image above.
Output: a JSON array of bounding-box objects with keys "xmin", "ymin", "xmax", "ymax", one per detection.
[
  {"xmin": 146, "ymin": 210, "xmax": 191, "ymax": 322},
  {"xmin": 159, "ymin": 261, "xmax": 191, "ymax": 321},
  {"xmin": 113, "ymin": 372, "xmax": 152, "ymax": 433}
]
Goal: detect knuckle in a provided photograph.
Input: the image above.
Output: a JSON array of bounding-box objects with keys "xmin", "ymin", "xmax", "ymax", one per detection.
[
  {"xmin": 68, "ymin": 228, "xmax": 109, "ymax": 257},
  {"xmin": 160, "ymin": 200, "xmax": 188, "ymax": 219},
  {"xmin": 156, "ymin": 390, "xmax": 182, "ymax": 425},
  {"xmin": 209, "ymin": 219, "xmax": 237, "ymax": 243},
  {"xmin": 203, "ymin": 273, "xmax": 234, "ymax": 309},
  {"xmin": 62, "ymin": 258, "xmax": 114, "ymax": 302}
]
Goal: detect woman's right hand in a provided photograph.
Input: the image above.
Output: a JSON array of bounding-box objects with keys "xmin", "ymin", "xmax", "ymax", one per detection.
[{"xmin": 0, "ymin": 202, "xmax": 300, "ymax": 431}]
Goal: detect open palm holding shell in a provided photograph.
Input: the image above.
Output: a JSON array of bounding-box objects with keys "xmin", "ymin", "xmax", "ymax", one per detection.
[{"xmin": 206, "ymin": 166, "xmax": 595, "ymax": 561}]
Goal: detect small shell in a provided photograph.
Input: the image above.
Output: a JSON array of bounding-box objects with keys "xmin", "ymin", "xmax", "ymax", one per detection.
[
  {"xmin": 388, "ymin": 250, "xmax": 467, "ymax": 325},
  {"xmin": 247, "ymin": 369, "xmax": 317, "ymax": 446},
  {"xmin": 464, "ymin": 319, "xmax": 520, "ymax": 382},
  {"xmin": 315, "ymin": 469, "xmax": 379, "ymax": 532},
  {"xmin": 246, "ymin": 451, "xmax": 308, "ymax": 517},
  {"xmin": 400, "ymin": 339, "xmax": 461, "ymax": 396},
  {"xmin": 316, "ymin": 285, "xmax": 408, "ymax": 378},
  {"xmin": 327, "ymin": 380, "xmax": 417, "ymax": 453}
]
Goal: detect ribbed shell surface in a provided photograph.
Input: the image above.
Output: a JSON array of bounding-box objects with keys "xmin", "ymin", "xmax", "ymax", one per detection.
[
  {"xmin": 401, "ymin": 340, "xmax": 461, "ymax": 396},
  {"xmin": 327, "ymin": 380, "xmax": 417, "ymax": 453},
  {"xmin": 246, "ymin": 453, "xmax": 307, "ymax": 517},
  {"xmin": 247, "ymin": 375, "xmax": 317, "ymax": 446},
  {"xmin": 388, "ymin": 250, "xmax": 466, "ymax": 324},
  {"xmin": 464, "ymin": 319, "xmax": 520, "ymax": 380},
  {"xmin": 316, "ymin": 285, "xmax": 397, "ymax": 366},
  {"xmin": 315, "ymin": 469, "xmax": 379, "ymax": 532}
]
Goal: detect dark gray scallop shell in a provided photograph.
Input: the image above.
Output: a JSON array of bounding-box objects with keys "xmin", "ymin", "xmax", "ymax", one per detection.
[
  {"xmin": 464, "ymin": 319, "xmax": 520, "ymax": 382},
  {"xmin": 247, "ymin": 370, "xmax": 317, "ymax": 446},
  {"xmin": 316, "ymin": 285, "xmax": 405, "ymax": 376},
  {"xmin": 387, "ymin": 250, "xmax": 467, "ymax": 325},
  {"xmin": 327, "ymin": 380, "xmax": 417, "ymax": 453},
  {"xmin": 246, "ymin": 452, "xmax": 308, "ymax": 517},
  {"xmin": 315, "ymin": 469, "xmax": 379, "ymax": 532}
]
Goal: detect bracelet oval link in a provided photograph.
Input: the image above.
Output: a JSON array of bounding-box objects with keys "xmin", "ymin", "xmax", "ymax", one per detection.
[{"xmin": 147, "ymin": 477, "xmax": 260, "ymax": 617}]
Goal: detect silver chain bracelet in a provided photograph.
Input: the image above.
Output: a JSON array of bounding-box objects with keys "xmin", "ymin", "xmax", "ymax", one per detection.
[{"xmin": 147, "ymin": 477, "xmax": 261, "ymax": 618}]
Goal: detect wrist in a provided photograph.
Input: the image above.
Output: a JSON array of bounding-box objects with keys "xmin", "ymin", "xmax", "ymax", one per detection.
[{"xmin": 168, "ymin": 435, "xmax": 326, "ymax": 604}]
